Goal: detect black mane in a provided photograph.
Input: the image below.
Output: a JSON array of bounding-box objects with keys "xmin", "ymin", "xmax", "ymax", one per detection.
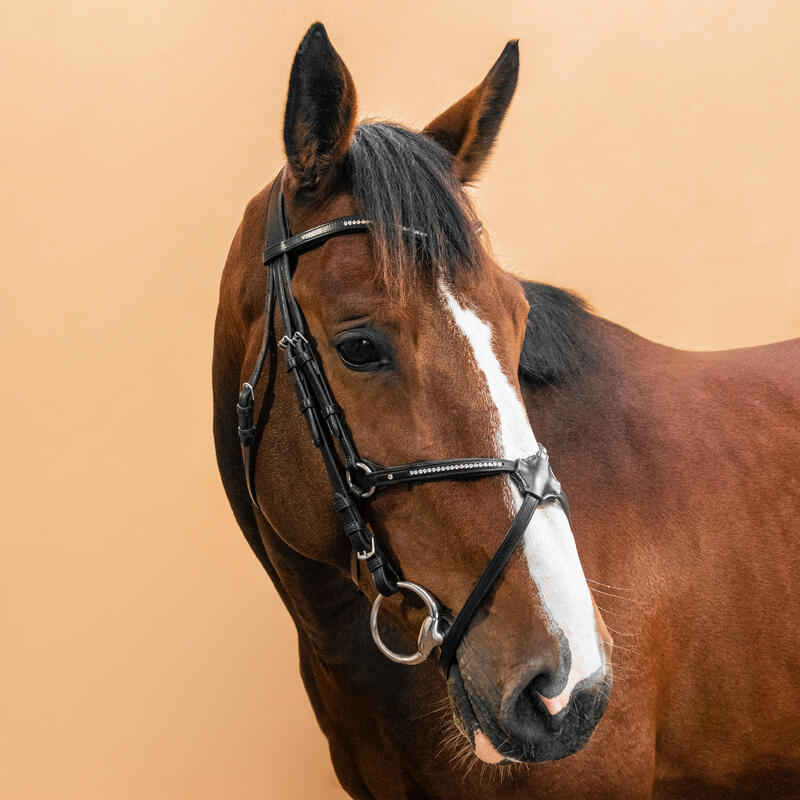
[
  {"xmin": 519, "ymin": 281, "xmax": 596, "ymax": 387},
  {"xmin": 347, "ymin": 122, "xmax": 594, "ymax": 386},
  {"xmin": 347, "ymin": 122, "xmax": 481, "ymax": 291}
]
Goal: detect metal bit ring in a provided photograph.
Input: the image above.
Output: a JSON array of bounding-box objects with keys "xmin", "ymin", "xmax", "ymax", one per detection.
[{"xmin": 370, "ymin": 581, "xmax": 447, "ymax": 665}]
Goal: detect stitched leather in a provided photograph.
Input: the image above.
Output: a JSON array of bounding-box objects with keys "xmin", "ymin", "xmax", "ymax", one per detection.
[
  {"xmin": 357, "ymin": 458, "xmax": 518, "ymax": 491},
  {"xmin": 264, "ymin": 216, "xmax": 371, "ymax": 264}
]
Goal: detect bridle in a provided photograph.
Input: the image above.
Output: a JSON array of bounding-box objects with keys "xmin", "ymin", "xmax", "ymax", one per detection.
[{"xmin": 236, "ymin": 169, "xmax": 569, "ymax": 675}]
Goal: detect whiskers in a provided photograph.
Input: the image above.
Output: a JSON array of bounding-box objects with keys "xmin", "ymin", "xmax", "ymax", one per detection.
[
  {"xmin": 585, "ymin": 575, "xmax": 645, "ymax": 683},
  {"xmin": 597, "ymin": 673, "xmax": 615, "ymax": 703},
  {"xmin": 423, "ymin": 696, "xmax": 527, "ymax": 786},
  {"xmin": 427, "ymin": 698, "xmax": 476, "ymax": 772},
  {"xmin": 438, "ymin": 724, "xmax": 478, "ymax": 776},
  {"xmin": 603, "ymin": 623, "xmax": 638, "ymax": 638},
  {"xmin": 411, "ymin": 696, "xmax": 451, "ymax": 723},
  {"xmin": 594, "ymin": 677, "xmax": 613, "ymax": 705},
  {"xmin": 600, "ymin": 638, "xmax": 641, "ymax": 656},
  {"xmin": 585, "ymin": 578, "xmax": 632, "ymax": 592},
  {"xmin": 478, "ymin": 759, "xmax": 524, "ymax": 785},
  {"xmin": 585, "ymin": 578, "xmax": 641, "ymax": 604}
]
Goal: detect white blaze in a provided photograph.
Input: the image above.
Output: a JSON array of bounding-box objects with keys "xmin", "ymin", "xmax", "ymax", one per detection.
[{"xmin": 440, "ymin": 284, "xmax": 602, "ymax": 715}]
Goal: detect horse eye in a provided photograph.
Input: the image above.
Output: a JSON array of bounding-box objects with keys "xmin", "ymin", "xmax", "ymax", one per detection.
[{"xmin": 335, "ymin": 334, "xmax": 383, "ymax": 371}]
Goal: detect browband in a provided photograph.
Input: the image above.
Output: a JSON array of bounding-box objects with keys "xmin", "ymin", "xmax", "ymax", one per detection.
[{"xmin": 263, "ymin": 216, "xmax": 372, "ymax": 263}]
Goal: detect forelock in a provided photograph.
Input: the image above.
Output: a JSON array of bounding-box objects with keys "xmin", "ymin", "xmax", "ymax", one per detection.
[{"xmin": 347, "ymin": 122, "xmax": 483, "ymax": 295}]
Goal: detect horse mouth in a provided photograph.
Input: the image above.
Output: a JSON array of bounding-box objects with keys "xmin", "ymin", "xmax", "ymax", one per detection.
[
  {"xmin": 445, "ymin": 657, "xmax": 611, "ymax": 764},
  {"xmin": 446, "ymin": 661, "xmax": 516, "ymax": 764}
]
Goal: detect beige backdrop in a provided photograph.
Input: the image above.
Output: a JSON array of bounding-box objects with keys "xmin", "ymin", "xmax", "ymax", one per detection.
[{"xmin": 2, "ymin": 2, "xmax": 799, "ymax": 798}]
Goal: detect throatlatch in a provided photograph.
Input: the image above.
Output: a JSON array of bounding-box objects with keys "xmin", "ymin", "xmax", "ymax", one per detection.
[{"xmin": 237, "ymin": 169, "xmax": 569, "ymax": 675}]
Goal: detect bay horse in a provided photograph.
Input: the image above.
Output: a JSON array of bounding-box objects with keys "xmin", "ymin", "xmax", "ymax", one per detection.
[{"xmin": 212, "ymin": 23, "xmax": 800, "ymax": 799}]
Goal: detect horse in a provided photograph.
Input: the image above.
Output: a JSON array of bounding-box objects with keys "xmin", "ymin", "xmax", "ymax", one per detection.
[{"xmin": 212, "ymin": 23, "xmax": 800, "ymax": 799}]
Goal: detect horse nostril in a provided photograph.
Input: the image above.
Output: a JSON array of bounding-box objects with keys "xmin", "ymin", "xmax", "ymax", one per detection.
[
  {"xmin": 500, "ymin": 671, "xmax": 555, "ymax": 741},
  {"xmin": 500, "ymin": 665, "xmax": 567, "ymax": 741},
  {"xmin": 528, "ymin": 665, "xmax": 564, "ymax": 700}
]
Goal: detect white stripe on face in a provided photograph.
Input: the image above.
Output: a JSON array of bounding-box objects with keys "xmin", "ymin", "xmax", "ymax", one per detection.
[{"xmin": 439, "ymin": 284, "xmax": 603, "ymax": 715}]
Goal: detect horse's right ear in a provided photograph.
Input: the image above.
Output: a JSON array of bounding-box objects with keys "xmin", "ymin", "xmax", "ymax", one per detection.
[
  {"xmin": 283, "ymin": 23, "xmax": 357, "ymax": 198},
  {"xmin": 423, "ymin": 40, "xmax": 519, "ymax": 184}
]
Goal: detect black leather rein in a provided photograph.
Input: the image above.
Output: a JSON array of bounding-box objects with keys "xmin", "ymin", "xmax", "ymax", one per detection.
[{"xmin": 236, "ymin": 169, "xmax": 569, "ymax": 675}]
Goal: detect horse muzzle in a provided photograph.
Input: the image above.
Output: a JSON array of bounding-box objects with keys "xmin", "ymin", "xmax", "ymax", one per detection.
[{"xmin": 446, "ymin": 653, "xmax": 613, "ymax": 764}]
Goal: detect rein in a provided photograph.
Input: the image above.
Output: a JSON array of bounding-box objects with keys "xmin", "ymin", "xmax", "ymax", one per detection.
[{"xmin": 236, "ymin": 169, "xmax": 569, "ymax": 675}]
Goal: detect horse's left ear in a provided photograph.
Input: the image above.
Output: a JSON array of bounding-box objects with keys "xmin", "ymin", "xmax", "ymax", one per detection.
[{"xmin": 423, "ymin": 40, "xmax": 519, "ymax": 183}]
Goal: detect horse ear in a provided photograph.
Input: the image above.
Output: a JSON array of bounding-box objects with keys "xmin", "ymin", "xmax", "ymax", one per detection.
[
  {"xmin": 423, "ymin": 40, "xmax": 519, "ymax": 183},
  {"xmin": 283, "ymin": 23, "xmax": 357, "ymax": 197}
]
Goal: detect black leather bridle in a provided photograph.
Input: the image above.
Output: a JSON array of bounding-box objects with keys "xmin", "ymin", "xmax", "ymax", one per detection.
[{"xmin": 236, "ymin": 169, "xmax": 569, "ymax": 674}]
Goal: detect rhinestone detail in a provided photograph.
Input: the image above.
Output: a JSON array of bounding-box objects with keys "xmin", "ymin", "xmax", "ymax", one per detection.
[{"xmin": 407, "ymin": 461, "xmax": 502, "ymax": 477}]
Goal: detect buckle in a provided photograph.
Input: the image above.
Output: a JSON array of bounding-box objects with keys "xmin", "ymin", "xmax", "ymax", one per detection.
[
  {"xmin": 278, "ymin": 332, "xmax": 309, "ymax": 351},
  {"xmin": 238, "ymin": 382, "xmax": 254, "ymax": 401},
  {"xmin": 356, "ymin": 535, "xmax": 376, "ymax": 561},
  {"xmin": 237, "ymin": 383, "xmax": 255, "ymax": 442}
]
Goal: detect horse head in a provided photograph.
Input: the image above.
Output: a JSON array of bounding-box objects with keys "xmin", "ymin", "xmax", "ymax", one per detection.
[{"xmin": 246, "ymin": 22, "xmax": 613, "ymax": 764}]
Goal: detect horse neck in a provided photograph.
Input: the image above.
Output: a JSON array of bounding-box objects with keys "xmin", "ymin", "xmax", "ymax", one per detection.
[{"xmin": 520, "ymin": 314, "xmax": 671, "ymax": 486}]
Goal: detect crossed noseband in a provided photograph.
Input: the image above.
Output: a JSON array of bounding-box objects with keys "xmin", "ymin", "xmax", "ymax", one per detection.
[{"xmin": 237, "ymin": 170, "xmax": 569, "ymax": 675}]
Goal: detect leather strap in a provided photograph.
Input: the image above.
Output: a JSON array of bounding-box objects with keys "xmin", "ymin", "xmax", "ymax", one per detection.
[
  {"xmin": 261, "ymin": 171, "xmax": 400, "ymax": 596},
  {"xmin": 438, "ymin": 492, "xmax": 540, "ymax": 674},
  {"xmin": 264, "ymin": 216, "xmax": 372, "ymax": 264},
  {"xmin": 237, "ymin": 178, "xmax": 280, "ymax": 511},
  {"xmin": 264, "ymin": 216, "xmax": 429, "ymax": 265},
  {"xmin": 437, "ymin": 448, "xmax": 567, "ymax": 675},
  {"xmin": 355, "ymin": 458, "xmax": 518, "ymax": 492}
]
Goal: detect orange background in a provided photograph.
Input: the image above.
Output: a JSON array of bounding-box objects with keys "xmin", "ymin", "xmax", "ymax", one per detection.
[{"xmin": 2, "ymin": 2, "xmax": 799, "ymax": 798}]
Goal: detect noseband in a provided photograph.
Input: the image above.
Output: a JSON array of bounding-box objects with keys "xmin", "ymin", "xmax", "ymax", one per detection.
[{"xmin": 237, "ymin": 170, "xmax": 569, "ymax": 675}]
